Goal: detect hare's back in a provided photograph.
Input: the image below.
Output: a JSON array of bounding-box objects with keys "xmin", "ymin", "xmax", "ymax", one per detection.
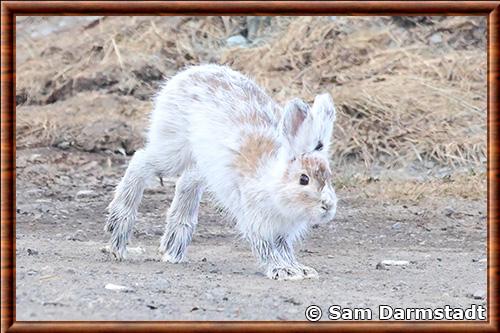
[{"xmin": 171, "ymin": 65, "xmax": 280, "ymax": 126}]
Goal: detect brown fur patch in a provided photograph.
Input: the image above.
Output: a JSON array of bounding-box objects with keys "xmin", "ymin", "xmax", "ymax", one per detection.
[
  {"xmin": 233, "ymin": 134, "xmax": 277, "ymax": 177},
  {"xmin": 287, "ymin": 156, "xmax": 332, "ymax": 206},
  {"xmin": 300, "ymin": 155, "xmax": 332, "ymax": 188},
  {"xmin": 232, "ymin": 110, "xmax": 275, "ymax": 127},
  {"xmin": 285, "ymin": 155, "xmax": 332, "ymax": 188}
]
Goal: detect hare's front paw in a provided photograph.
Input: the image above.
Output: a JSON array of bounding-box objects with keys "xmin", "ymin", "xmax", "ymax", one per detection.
[
  {"xmin": 267, "ymin": 266, "xmax": 304, "ymax": 281},
  {"xmin": 160, "ymin": 251, "xmax": 184, "ymax": 263},
  {"xmin": 297, "ymin": 265, "xmax": 319, "ymax": 279},
  {"xmin": 101, "ymin": 243, "xmax": 128, "ymax": 261}
]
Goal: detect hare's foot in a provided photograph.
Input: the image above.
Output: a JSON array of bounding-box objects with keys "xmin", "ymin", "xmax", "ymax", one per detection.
[
  {"xmin": 296, "ymin": 264, "xmax": 319, "ymax": 279},
  {"xmin": 249, "ymin": 234, "xmax": 309, "ymax": 280},
  {"xmin": 267, "ymin": 265, "xmax": 305, "ymax": 281},
  {"xmin": 273, "ymin": 235, "xmax": 318, "ymax": 279},
  {"xmin": 161, "ymin": 252, "xmax": 183, "ymax": 263},
  {"xmin": 159, "ymin": 223, "xmax": 194, "ymax": 263},
  {"xmin": 104, "ymin": 213, "xmax": 133, "ymax": 260},
  {"xmin": 106, "ymin": 241, "xmax": 127, "ymax": 261}
]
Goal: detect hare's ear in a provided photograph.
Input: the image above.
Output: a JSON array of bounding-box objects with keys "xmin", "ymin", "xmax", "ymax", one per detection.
[
  {"xmin": 312, "ymin": 93, "xmax": 336, "ymax": 123},
  {"xmin": 311, "ymin": 93, "xmax": 336, "ymax": 152},
  {"xmin": 282, "ymin": 98, "xmax": 310, "ymax": 137},
  {"xmin": 280, "ymin": 98, "xmax": 312, "ymax": 153}
]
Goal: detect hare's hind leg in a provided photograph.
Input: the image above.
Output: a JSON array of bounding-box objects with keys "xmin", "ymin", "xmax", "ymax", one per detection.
[
  {"xmin": 159, "ymin": 168, "xmax": 204, "ymax": 263},
  {"xmin": 105, "ymin": 149, "xmax": 154, "ymax": 260}
]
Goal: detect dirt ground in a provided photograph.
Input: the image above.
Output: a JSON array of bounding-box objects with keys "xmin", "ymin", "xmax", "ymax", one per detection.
[
  {"xmin": 15, "ymin": 148, "xmax": 487, "ymax": 320},
  {"xmin": 15, "ymin": 16, "xmax": 487, "ymax": 321}
]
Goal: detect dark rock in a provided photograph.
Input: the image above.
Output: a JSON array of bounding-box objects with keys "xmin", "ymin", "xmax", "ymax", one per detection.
[
  {"xmin": 132, "ymin": 65, "xmax": 164, "ymax": 83},
  {"xmin": 27, "ymin": 248, "xmax": 39, "ymax": 256},
  {"xmin": 16, "ymin": 89, "xmax": 28, "ymax": 105},
  {"xmin": 46, "ymin": 79, "xmax": 73, "ymax": 104}
]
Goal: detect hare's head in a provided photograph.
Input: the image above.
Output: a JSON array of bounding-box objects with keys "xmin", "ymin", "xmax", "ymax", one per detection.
[{"xmin": 275, "ymin": 93, "xmax": 337, "ymax": 224}]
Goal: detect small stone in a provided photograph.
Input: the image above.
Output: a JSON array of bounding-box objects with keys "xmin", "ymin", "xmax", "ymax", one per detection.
[
  {"xmin": 444, "ymin": 207, "xmax": 455, "ymax": 217},
  {"xmin": 67, "ymin": 230, "xmax": 88, "ymax": 242},
  {"xmin": 469, "ymin": 290, "xmax": 486, "ymax": 300},
  {"xmin": 226, "ymin": 35, "xmax": 248, "ymax": 47},
  {"xmin": 75, "ymin": 190, "xmax": 97, "ymax": 200},
  {"xmin": 27, "ymin": 248, "xmax": 39, "ymax": 256},
  {"xmin": 201, "ymin": 257, "xmax": 207, "ymax": 262},
  {"xmin": 284, "ymin": 297, "xmax": 302, "ymax": 306},
  {"xmin": 391, "ymin": 222, "xmax": 402, "ymax": 230},
  {"xmin": 375, "ymin": 262, "xmax": 389, "ymax": 270},
  {"xmin": 381, "ymin": 260, "xmax": 410, "ymax": 266},
  {"xmin": 56, "ymin": 141, "xmax": 71, "ymax": 150},
  {"xmin": 27, "ymin": 269, "xmax": 38, "ymax": 276},
  {"xmin": 376, "ymin": 260, "xmax": 410, "ymax": 270},
  {"xmin": 28, "ymin": 154, "xmax": 44, "ymax": 164},
  {"xmin": 429, "ymin": 33, "xmax": 442, "ymax": 44},
  {"xmin": 105, "ymin": 283, "xmax": 134, "ymax": 292}
]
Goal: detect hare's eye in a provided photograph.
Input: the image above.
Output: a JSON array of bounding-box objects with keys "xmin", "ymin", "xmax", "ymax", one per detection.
[
  {"xmin": 315, "ymin": 141, "xmax": 323, "ymax": 151},
  {"xmin": 299, "ymin": 174, "xmax": 309, "ymax": 185}
]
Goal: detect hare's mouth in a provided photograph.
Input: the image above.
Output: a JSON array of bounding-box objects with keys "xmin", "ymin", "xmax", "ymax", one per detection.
[{"xmin": 319, "ymin": 208, "xmax": 336, "ymax": 222}]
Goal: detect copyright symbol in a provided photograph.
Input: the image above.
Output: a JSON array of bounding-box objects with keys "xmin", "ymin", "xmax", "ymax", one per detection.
[{"xmin": 305, "ymin": 305, "xmax": 322, "ymax": 322}]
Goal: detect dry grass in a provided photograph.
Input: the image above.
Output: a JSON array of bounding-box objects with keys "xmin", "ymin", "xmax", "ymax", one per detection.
[
  {"xmin": 336, "ymin": 170, "xmax": 486, "ymax": 202},
  {"xmin": 16, "ymin": 92, "xmax": 150, "ymax": 154},
  {"xmin": 16, "ymin": 16, "xmax": 486, "ymax": 170},
  {"xmin": 224, "ymin": 17, "xmax": 486, "ymax": 168}
]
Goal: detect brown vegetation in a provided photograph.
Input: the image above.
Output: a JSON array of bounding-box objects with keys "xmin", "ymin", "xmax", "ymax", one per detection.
[{"xmin": 16, "ymin": 16, "xmax": 486, "ymax": 171}]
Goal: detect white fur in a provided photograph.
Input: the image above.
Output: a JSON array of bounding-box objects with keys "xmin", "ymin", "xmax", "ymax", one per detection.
[{"xmin": 105, "ymin": 64, "xmax": 337, "ymax": 280}]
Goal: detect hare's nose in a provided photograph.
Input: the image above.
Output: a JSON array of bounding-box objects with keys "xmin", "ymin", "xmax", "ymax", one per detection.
[{"xmin": 321, "ymin": 200, "xmax": 333, "ymax": 211}]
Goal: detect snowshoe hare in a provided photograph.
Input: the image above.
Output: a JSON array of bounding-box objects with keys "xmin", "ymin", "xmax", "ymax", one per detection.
[{"xmin": 105, "ymin": 64, "xmax": 337, "ymax": 280}]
